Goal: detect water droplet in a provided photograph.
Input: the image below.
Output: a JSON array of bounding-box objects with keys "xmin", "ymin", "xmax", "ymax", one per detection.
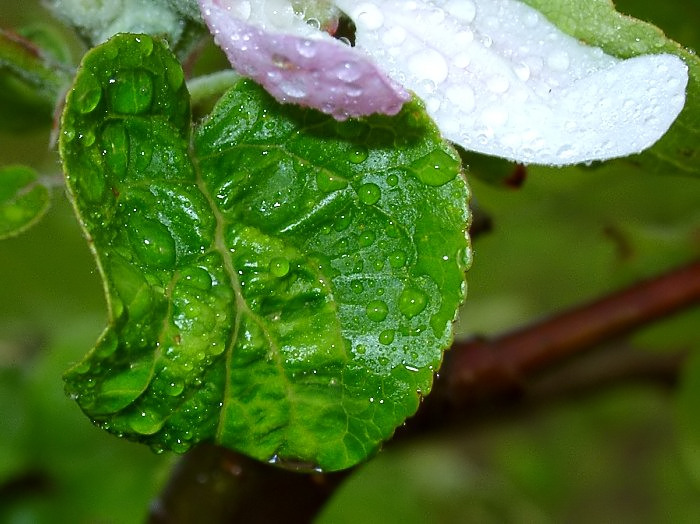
[
  {"xmin": 349, "ymin": 146, "xmax": 368, "ymax": 164},
  {"xmin": 334, "ymin": 211, "xmax": 353, "ymax": 231},
  {"xmin": 128, "ymin": 410, "xmax": 165, "ymax": 435},
  {"xmin": 354, "ymin": 3, "xmax": 384, "ymax": 30},
  {"xmin": 351, "ymin": 280, "xmax": 364, "ymax": 293},
  {"xmin": 411, "ymin": 149, "xmax": 460, "ymax": 186},
  {"xmin": 167, "ymin": 63, "xmax": 185, "ymax": 90},
  {"xmin": 366, "ymin": 300, "xmax": 388, "ymax": 322},
  {"xmin": 96, "ymin": 331, "xmax": 118, "ymax": 357},
  {"xmin": 358, "ymin": 183, "xmax": 381, "ymax": 205},
  {"xmin": 269, "ymin": 256, "xmax": 290, "ymax": 277},
  {"xmin": 409, "ymin": 49, "xmax": 449, "ymax": 85},
  {"xmin": 101, "ymin": 122, "xmax": 129, "ymax": 178},
  {"xmin": 547, "ymin": 50, "xmax": 570, "ymax": 72},
  {"xmin": 76, "ymin": 73, "xmax": 102, "ymax": 114},
  {"xmin": 443, "ymin": 0, "xmax": 475, "ymax": 22},
  {"xmin": 296, "ymin": 39, "xmax": 316, "ymax": 58},
  {"xmin": 316, "ymin": 170, "xmax": 348, "ymax": 192},
  {"xmin": 487, "ymin": 76, "xmax": 510, "ymax": 94},
  {"xmin": 165, "ymin": 379, "xmax": 184, "ymax": 396},
  {"xmin": 387, "ymin": 174, "xmax": 399, "ymax": 187},
  {"xmin": 181, "ymin": 266, "xmax": 212, "ymax": 291},
  {"xmin": 355, "ymin": 344, "xmax": 366, "ymax": 354},
  {"xmin": 109, "ymin": 69, "xmax": 154, "ymax": 114},
  {"xmin": 358, "ymin": 231, "xmax": 376, "ymax": 247},
  {"xmin": 388, "ymin": 250, "xmax": 407, "ymax": 269},
  {"xmin": 382, "ymin": 26, "xmax": 407, "ymax": 46},
  {"xmin": 279, "ymin": 79, "xmax": 306, "ymax": 99},
  {"xmin": 398, "ymin": 288, "xmax": 428, "ymax": 318},
  {"xmin": 133, "ymin": 140, "xmax": 153, "ymax": 170},
  {"xmin": 379, "ymin": 329, "xmax": 395, "ymax": 345},
  {"xmin": 128, "ymin": 214, "xmax": 177, "ymax": 269},
  {"xmin": 556, "ymin": 145, "xmax": 576, "ymax": 160},
  {"xmin": 513, "ymin": 62, "xmax": 531, "ymax": 82}
]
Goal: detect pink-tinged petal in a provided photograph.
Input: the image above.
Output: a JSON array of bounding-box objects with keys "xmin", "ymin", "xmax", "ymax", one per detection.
[{"xmin": 198, "ymin": 0, "xmax": 409, "ymax": 120}]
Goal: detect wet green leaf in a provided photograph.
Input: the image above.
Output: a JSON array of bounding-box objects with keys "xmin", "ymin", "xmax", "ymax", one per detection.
[
  {"xmin": 0, "ymin": 165, "xmax": 51, "ymax": 240},
  {"xmin": 523, "ymin": 0, "xmax": 700, "ymax": 176},
  {"xmin": 59, "ymin": 34, "xmax": 470, "ymax": 471}
]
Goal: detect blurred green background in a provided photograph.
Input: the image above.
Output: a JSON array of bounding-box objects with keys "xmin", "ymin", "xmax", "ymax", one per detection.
[{"xmin": 2, "ymin": 1, "xmax": 700, "ymax": 522}]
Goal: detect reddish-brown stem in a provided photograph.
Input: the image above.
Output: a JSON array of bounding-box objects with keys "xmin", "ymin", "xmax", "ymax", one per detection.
[{"xmin": 441, "ymin": 260, "xmax": 700, "ymax": 404}]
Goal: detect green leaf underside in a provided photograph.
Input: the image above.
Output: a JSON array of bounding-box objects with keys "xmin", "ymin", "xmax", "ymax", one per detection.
[
  {"xmin": 0, "ymin": 165, "xmax": 50, "ymax": 240},
  {"xmin": 522, "ymin": 0, "xmax": 699, "ymax": 176},
  {"xmin": 59, "ymin": 34, "xmax": 470, "ymax": 471}
]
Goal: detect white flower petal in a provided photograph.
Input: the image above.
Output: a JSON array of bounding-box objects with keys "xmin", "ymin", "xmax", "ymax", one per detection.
[{"xmin": 336, "ymin": 0, "xmax": 689, "ymax": 165}]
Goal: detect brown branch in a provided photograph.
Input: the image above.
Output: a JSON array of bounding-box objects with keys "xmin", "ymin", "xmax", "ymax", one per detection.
[{"xmin": 438, "ymin": 260, "xmax": 700, "ymax": 405}]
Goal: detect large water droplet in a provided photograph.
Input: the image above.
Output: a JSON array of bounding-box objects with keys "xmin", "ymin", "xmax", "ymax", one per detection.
[
  {"xmin": 379, "ymin": 329, "xmax": 395, "ymax": 345},
  {"xmin": 547, "ymin": 50, "xmax": 570, "ymax": 72},
  {"xmin": 348, "ymin": 146, "xmax": 368, "ymax": 164},
  {"xmin": 334, "ymin": 210, "xmax": 353, "ymax": 231},
  {"xmin": 181, "ymin": 266, "xmax": 212, "ymax": 291},
  {"xmin": 354, "ymin": 3, "xmax": 385, "ymax": 30},
  {"xmin": 296, "ymin": 39, "xmax": 316, "ymax": 58},
  {"xmin": 358, "ymin": 230, "xmax": 376, "ymax": 247},
  {"xmin": 386, "ymin": 174, "xmax": 399, "ymax": 187},
  {"xmin": 358, "ymin": 183, "xmax": 381, "ymax": 205},
  {"xmin": 76, "ymin": 73, "xmax": 102, "ymax": 114},
  {"xmin": 411, "ymin": 149, "xmax": 460, "ymax": 186},
  {"xmin": 409, "ymin": 49, "xmax": 449, "ymax": 85},
  {"xmin": 101, "ymin": 122, "xmax": 129, "ymax": 178},
  {"xmin": 388, "ymin": 249, "xmax": 407, "ymax": 269},
  {"xmin": 398, "ymin": 288, "xmax": 428, "ymax": 318},
  {"xmin": 316, "ymin": 170, "xmax": 348, "ymax": 192},
  {"xmin": 445, "ymin": 0, "xmax": 476, "ymax": 23},
  {"xmin": 366, "ymin": 300, "xmax": 389, "ymax": 322},
  {"xmin": 128, "ymin": 410, "xmax": 166, "ymax": 435},
  {"xmin": 269, "ymin": 256, "xmax": 290, "ymax": 277},
  {"xmin": 109, "ymin": 69, "xmax": 154, "ymax": 114},
  {"xmin": 128, "ymin": 214, "xmax": 177, "ymax": 269}
]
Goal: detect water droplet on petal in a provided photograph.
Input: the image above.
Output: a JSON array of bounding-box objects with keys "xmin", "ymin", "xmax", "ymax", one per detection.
[
  {"xmin": 444, "ymin": 0, "xmax": 476, "ymax": 23},
  {"xmin": 296, "ymin": 39, "xmax": 316, "ymax": 58},
  {"xmin": 398, "ymin": 287, "xmax": 428, "ymax": 318},
  {"xmin": 358, "ymin": 183, "xmax": 381, "ymax": 205},
  {"xmin": 547, "ymin": 50, "xmax": 570, "ymax": 72},
  {"xmin": 409, "ymin": 49, "xmax": 449, "ymax": 85}
]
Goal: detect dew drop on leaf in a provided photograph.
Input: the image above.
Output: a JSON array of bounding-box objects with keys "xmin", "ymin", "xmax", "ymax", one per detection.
[
  {"xmin": 128, "ymin": 410, "xmax": 166, "ymax": 435},
  {"xmin": 316, "ymin": 170, "xmax": 348, "ymax": 192},
  {"xmin": 76, "ymin": 73, "xmax": 102, "ymax": 114},
  {"xmin": 366, "ymin": 300, "xmax": 389, "ymax": 322},
  {"xmin": 127, "ymin": 214, "xmax": 177, "ymax": 269},
  {"xmin": 388, "ymin": 249, "xmax": 407, "ymax": 269},
  {"xmin": 269, "ymin": 256, "xmax": 291, "ymax": 277},
  {"xmin": 348, "ymin": 146, "xmax": 368, "ymax": 164},
  {"xmin": 109, "ymin": 69, "xmax": 155, "ymax": 115},
  {"xmin": 411, "ymin": 149, "xmax": 460, "ymax": 186},
  {"xmin": 358, "ymin": 183, "xmax": 381, "ymax": 205},
  {"xmin": 378, "ymin": 329, "xmax": 395, "ymax": 345},
  {"xmin": 398, "ymin": 287, "xmax": 428, "ymax": 318},
  {"xmin": 358, "ymin": 230, "xmax": 376, "ymax": 247}
]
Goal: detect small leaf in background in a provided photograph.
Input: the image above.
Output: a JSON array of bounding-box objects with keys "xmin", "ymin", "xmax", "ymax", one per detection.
[
  {"xmin": 0, "ymin": 165, "xmax": 51, "ymax": 240},
  {"xmin": 59, "ymin": 34, "xmax": 470, "ymax": 471}
]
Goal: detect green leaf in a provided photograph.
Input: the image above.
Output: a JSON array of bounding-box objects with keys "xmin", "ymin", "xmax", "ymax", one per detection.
[
  {"xmin": 0, "ymin": 165, "xmax": 51, "ymax": 240},
  {"xmin": 59, "ymin": 34, "xmax": 470, "ymax": 471},
  {"xmin": 522, "ymin": 0, "xmax": 700, "ymax": 176}
]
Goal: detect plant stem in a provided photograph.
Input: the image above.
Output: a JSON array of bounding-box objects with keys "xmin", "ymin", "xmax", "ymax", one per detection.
[
  {"xmin": 439, "ymin": 260, "xmax": 700, "ymax": 404},
  {"xmin": 186, "ymin": 70, "xmax": 242, "ymax": 106}
]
